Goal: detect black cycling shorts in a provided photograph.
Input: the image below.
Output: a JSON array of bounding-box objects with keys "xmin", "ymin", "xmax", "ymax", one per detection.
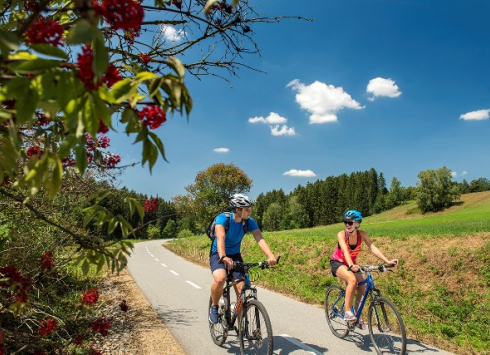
[{"xmin": 330, "ymin": 260, "xmax": 347, "ymax": 277}]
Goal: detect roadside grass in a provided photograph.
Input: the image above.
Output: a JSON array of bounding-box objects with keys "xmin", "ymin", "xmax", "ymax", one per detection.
[{"xmin": 166, "ymin": 191, "xmax": 490, "ymax": 355}]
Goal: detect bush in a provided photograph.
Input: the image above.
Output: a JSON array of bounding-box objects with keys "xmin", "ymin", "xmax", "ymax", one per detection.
[{"xmin": 177, "ymin": 229, "xmax": 194, "ymax": 239}]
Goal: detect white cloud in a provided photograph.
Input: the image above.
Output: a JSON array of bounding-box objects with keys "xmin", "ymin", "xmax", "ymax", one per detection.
[
  {"xmin": 366, "ymin": 77, "xmax": 402, "ymax": 100},
  {"xmin": 160, "ymin": 25, "xmax": 186, "ymax": 41},
  {"xmin": 248, "ymin": 112, "xmax": 287, "ymax": 124},
  {"xmin": 213, "ymin": 148, "xmax": 229, "ymax": 153},
  {"xmin": 452, "ymin": 170, "xmax": 468, "ymax": 178},
  {"xmin": 271, "ymin": 125, "xmax": 296, "ymax": 136},
  {"xmin": 283, "ymin": 169, "xmax": 316, "ymax": 177},
  {"xmin": 460, "ymin": 109, "xmax": 490, "ymax": 121},
  {"xmin": 287, "ymin": 79, "xmax": 363, "ymax": 124}
]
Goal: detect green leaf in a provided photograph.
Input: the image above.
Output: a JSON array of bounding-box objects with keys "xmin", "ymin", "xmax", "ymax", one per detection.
[
  {"xmin": 48, "ymin": 155, "xmax": 63, "ymax": 200},
  {"xmin": 134, "ymin": 72, "xmax": 160, "ymax": 82},
  {"xmin": 66, "ymin": 19, "xmax": 94, "ymax": 45},
  {"xmin": 167, "ymin": 57, "xmax": 186, "ymax": 78},
  {"xmin": 83, "ymin": 95, "xmax": 98, "ymax": 136},
  {"xmin": 30, "ymin": 44, "xmax": 69, "ymax": 60},
  {"xmin": 15, "ymin": 87, "xmax": 37, "ymax": 124},
  {"xmin": 148, "ymin": 131, "xmax": 167, "ymax": 162},
  {"xmin": 0, "ymin": 30, "xmax": 19, "ymax": 55},
  {"xmin": 92, "ymin": 30, "xmax": 108, "ymax": 79},
  {"xmin": 9, "ymin": 58, "xmax": 60, "ymax": 72},
  {"xmin": 75, "ymin": 140, "xmax": 88, "ymax": 173},
  {"xmin": 142, "ymin": 137, "xmax": 159, "ymax": 172},
  {"xmin": 110, "ymin": 78, "xmax": 133, "ymax": 103}
]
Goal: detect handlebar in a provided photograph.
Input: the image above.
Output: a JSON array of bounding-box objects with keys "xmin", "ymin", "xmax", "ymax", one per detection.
[
  {"xmin": 358, "ymin": 264, "xmax": 395, "ymax": 273},
  {"xmin": 221, "ymin": 255, "xmax": 281, "ymax": 270}
]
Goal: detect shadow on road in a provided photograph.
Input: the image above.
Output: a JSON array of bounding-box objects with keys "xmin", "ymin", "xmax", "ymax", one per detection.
[
  {"xmin": 155, "ymin": 306, "xmax": 197, "ymax": 327},
  {"xmin": 343, "ymin": 330, "xmax": 451, "ymax": 354}
]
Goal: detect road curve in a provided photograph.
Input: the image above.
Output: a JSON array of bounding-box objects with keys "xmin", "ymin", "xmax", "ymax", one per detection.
[{"xmin": 127, "ymin": 240, "xmax": 454, "ymax": 355}]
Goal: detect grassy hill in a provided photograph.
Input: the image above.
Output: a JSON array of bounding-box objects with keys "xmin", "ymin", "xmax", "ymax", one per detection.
[{"xmin": 166, "ymin": 191, "xmax": 490, "ymax": 354}]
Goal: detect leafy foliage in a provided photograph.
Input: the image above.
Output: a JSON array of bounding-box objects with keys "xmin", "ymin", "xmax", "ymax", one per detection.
[{"xmin": 416, "ymin": 166, "xmax": 461, "ymax": 213}]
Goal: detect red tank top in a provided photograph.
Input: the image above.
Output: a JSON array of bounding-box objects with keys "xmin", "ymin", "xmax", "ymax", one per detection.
[{"xmin": 331, "ymin": 230, "xmax": 362, "ymax": 265}]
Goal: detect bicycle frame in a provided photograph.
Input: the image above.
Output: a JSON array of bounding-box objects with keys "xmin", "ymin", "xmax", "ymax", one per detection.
[
  {"xmin": 331, "ymin": 269, "xmax": 382, "ymax": 326},
  {"xmin": 222, "ymin": 267, "xmax": 258, "ymax": 330}
]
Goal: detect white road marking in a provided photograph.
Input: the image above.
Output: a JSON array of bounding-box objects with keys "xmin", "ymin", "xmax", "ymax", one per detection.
[
  {"xmin": 149, "ymin": 254, "xmax": 154, "ymax": 257},
  {"xmin": 155, "ymin": 258, "xmax": 159, "ymax": 261},
  {"xmin": 279, "ymin": 334, "xmax": 324, "ymax": 355},
  {"xmin": 170, "ymin": 270, "xmax": 179, "ymax": 276},
  {"xmin": 186, "ymin": 280, "xmax": 202, "ymax": 289},
  {"xmin": 161, "ymin": 263, "xmax": 167, "ymax": 267}
]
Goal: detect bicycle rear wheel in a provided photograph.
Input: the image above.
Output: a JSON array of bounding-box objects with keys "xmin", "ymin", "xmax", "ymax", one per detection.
[
  {"xmin": 208, "ymin": 297, "xmax": 228, "ymax": 346},
  {"xmin": 324, "ymin": 285, "xmax": 350, "ymax": 338},
  {"xmin": 239, "ymin": 299, "xmax": 273, "ymax": 355},
  {"xmin": 368, "ymin": 297, "xmax": 406, "ymax": 355}
]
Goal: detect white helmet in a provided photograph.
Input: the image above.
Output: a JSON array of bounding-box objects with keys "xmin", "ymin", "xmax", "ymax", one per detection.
[{"xmin": 229, "ymin": 193, "xmax": 253, "ymax": 209}]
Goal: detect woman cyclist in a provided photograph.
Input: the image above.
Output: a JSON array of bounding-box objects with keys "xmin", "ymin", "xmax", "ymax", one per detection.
[{"xmin": 330, "ymin": 209, "xmax": 398, "ymax": 322}]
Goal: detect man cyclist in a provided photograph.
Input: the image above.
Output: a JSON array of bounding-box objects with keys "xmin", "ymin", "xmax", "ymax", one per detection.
[{"xmin": 209, "ymin": 193, "xmax": 277, "ymax": 324}]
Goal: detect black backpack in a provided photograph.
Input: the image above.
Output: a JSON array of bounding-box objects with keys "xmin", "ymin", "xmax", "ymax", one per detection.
[{"xmin": 206, "ymin": 211, "xmax": 249, "ymax": 241}]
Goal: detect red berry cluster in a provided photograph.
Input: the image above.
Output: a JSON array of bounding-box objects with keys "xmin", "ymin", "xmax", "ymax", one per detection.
[
  {"xmin": 104, "ymin": 154, "xmax": 121, "ymax": 168},
  {"xmin": 25, "ymin": 16, "xmax": 64, "ymax": 47},
  {"xmin": 77, "ymin": 45, "xmax": 122, "ymax": 90},
  {"xmin": 86, "ymin": 134, "xmax": 111, "ymax": 151},
  {"xmin": 143, "ymin": 198, "xmax": 159, "ymax": 215},
  {"xmin": 138, "ymin": 105, "xmax": 166, "ymax": 129},
  {"xmin": 81, "ymin": 288, "xmax": 99, "ymax": 305},
  {"xmin": 73, "ymin": 334, "xmax": 84, "ymax": 345},
  {"xmin": 98, "ymin": 119, "xmax": 109, "ymax": 134},
  {"xmin": 40, "ymin": 251, "xmax": 54, "ymax": 270},
  {"xmin": 62, "ymin": 156, "xmax": 76, "ymax": 168},
  {"xmin": 36, "ymin": 112, "xmax": 50, "ymax": 127},
  {"xmin": 92, "ymin": 317, "xmax": 111, "ymax": 336},
  {"xmin": 93, "ymin": 0, "xmax": 144, "ymax": 32},
  {"xmin": 0, "ymin": 331, "xmax": 5, "ymax": 355},
  {"xmin": 38, "ymin": 318, "xmax": 58, "ymax": 337},
  {"xmin": 0, "ymin": 266, "xmax": 32, "ymax": 303},
  {"xmin": 141, "ymin": 53, "xmax": 151, "ymax": 65},
  {"xmin": 172, "ymin": 0, "xmax": 182, "ymax": 9},
  {"xmin": 26, "ymin": 146, "xmax": 43, "ymax": 158}
]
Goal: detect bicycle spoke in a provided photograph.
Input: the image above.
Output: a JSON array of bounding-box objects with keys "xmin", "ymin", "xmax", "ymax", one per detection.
[
  {"xmin": 325, "ymin": 285, "xmax": 350, "ymax": 338},
  {"xmin": 208, "ymin": 297, "xmax": 228, "ymax": 346},
  {"xmin": 239, "ymin": 299, "xmax": 273, "ymax": 355},
  {"xmin": 368, "ymin": 298, "xmax": 407, "ymax": 355}
]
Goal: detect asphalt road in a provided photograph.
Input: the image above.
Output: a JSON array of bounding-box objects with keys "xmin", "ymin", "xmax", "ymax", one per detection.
[{"xmin": 127, "ymin": 240, "xmax": 454, "ymax": 355}]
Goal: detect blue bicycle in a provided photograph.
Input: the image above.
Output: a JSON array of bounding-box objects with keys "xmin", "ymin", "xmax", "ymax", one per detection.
[{"xmin": 325, "ymin": 264, "xmax": 407, "ymax": 355}]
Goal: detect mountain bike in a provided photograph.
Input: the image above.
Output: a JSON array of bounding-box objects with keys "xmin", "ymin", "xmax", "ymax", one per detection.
[
  {"xmin": 325, "ymin": 264, "xmax": 407, "ymax": 355},
  {"xmin": 208, "ymin": 256, "xmax": 280, "ymax": 355}
]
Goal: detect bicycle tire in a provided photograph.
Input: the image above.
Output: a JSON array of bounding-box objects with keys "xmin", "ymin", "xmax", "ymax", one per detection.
[
  {"xmin": 238, "ymin": 299, "xmax": 273, "ymax": 355},
  {"xmin": 208, "ymin": 297, "xmax": 228, "ymax": 346},
  {"xmin": 368, "ymin": 297, "xmax": 407, "ymax": 355},
  {"xmin": 324, "ymin": 285, "xmax": 350, "ymax": 338}
]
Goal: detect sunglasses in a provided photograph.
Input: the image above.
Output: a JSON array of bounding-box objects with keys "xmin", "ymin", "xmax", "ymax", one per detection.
[{"xmin": 344, "ymin": 221, "xmax": 354, "ymax": 226}]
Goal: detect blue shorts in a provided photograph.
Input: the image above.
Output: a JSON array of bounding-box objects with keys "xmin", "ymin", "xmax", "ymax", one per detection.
[{"xmin": 210, "ymin": 252, "xmax": 244, "ymax": 281}]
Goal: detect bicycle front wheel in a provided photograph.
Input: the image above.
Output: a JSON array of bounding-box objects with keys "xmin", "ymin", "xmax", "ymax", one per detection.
[
  {"xmin": 238, "ymin": 299, "xmax": 273, "ymax": 355},
  {"xmin": 368, "ymin": 297, "xmax": 407, "ymax": 355},
  {"xmin": 208, "ymin": 297, "xmax": 228, "ymax": 346},
  {"xmin": 324, "ymin": 285, "xmax": 350, "ymax": 338}
]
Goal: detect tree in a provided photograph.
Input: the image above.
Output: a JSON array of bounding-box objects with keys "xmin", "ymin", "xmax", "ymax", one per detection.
[
  {"xmin": 386, "ymin": 177, "xmax": 404, "ymax": 209},
  {"xmin": 416, "ymin": 166, "xmax": 461, "ymax": 213},
  {"xmin": 262, "ymin": 202, "xmax": 282, "ymax": 231},
  {"xmin": 180, "ymin": 162, "xmax": 252, "ymax": 231},
  {"xmin": 0, "ymin": 1, "xmax": 305, "ymax": 352}
]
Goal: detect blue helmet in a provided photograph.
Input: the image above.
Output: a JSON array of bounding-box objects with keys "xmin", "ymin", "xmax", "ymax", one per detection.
[{"xmin": 343, "ymin": 210, "xmax": 362, "ymax": 222}]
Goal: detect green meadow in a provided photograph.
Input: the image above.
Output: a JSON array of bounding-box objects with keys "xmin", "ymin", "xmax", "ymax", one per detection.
[{"xmin": 166, "ymin": 191, "xmax": 490, "ymax": 355}]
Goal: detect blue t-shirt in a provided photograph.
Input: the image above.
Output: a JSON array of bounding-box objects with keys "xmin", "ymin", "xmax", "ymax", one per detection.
[{"xmin": 211, "ymin": 212, "xmax": 259, "ymax": 255}]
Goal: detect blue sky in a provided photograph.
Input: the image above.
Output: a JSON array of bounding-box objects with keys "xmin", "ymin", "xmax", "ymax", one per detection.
[{"xmin": 109, "ymin": 0, "xmax": 490, "ymax": 201}]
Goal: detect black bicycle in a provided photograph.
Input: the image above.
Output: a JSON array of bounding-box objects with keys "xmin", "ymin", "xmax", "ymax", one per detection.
[{"xmin": 208, "ymin": 256, "xmax": 280, "ymax": 355}]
